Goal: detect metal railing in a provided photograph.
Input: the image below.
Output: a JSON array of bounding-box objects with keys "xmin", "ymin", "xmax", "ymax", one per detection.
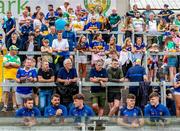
[{"xmin": 1, "ymin": 31, "xmax": 179, "ymax": 107}]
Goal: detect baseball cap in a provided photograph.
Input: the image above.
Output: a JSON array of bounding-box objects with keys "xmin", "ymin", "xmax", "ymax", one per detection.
[
  {"xmin": 9, "ymin": 45, "xmax": 19, "ymax": 51},
  {"xmin": 136, "ymin": 59, "xmax": 141, "ymax": 63}
]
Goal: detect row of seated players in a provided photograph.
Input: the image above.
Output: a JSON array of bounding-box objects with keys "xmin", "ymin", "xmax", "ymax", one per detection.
[{"xmin": 16, "ymin": 92, "xmax": 170, "ymax": 128}]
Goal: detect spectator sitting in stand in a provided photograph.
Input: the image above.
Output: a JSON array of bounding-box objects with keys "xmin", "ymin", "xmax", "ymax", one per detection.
[
  {"xmin": 144, "ymin": 92, "xmax": 170, "ymax": 125},
  {"xmin": 15, "ymin": 97, "xmax": 41, "ymax": 126},
  {"xmin": 44, "ymin": 94, "xmax": 67, "ymax": 124},
  {"xmin": 69, "ymin": 93, "xmax": 95, "ymax": 122},
  {"xmin": 117, "ymin": 94, "xmax": 144, "ymax": 128}
]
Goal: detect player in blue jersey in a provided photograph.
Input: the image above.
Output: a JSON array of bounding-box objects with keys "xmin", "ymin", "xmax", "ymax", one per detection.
[{"xmin": 117, "ymin": 94, "xmax": 144, "ymax": 128}]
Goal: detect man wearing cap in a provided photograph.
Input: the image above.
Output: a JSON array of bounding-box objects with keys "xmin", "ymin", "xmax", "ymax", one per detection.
[
  {"xmin": 2, "ymin": 45, "xmax": 21, "ymax": 112},
  {"xmin": 158, "ymin": 4, "xmax": 174, "ymax": 23},
  {"xmin": 125, "ymin": 59, "xmax": 148, "ymax": 105},
  {"xmin": 69, "ymin": 94, "xmax": 95, "ymax": 117},
  {"xmin": 144, "ymin": 92, "xmax": 170, "ymax": 124}
]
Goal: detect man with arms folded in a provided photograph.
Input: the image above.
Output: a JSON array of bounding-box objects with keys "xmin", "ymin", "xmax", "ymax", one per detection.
[{"xmin": 2, "ymin": 45, "xmax": 21, "ymax": 112}]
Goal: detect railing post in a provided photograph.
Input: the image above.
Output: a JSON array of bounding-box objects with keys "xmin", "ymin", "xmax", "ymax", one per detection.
[
  {"xmin": 144, "ymin": 51, "xmax": 148, "ymax": 75},
  {"xmin": 160, "ymin": 81, "xmax": 166, "ymax": 106}
]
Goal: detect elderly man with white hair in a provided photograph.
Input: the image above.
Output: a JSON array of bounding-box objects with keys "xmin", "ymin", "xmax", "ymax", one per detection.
[{"xmin": 56, "ymin": 59, "xmax": 78, "ymax": 106}]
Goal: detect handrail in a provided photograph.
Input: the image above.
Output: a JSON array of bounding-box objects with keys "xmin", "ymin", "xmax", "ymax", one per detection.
[{"xmin": 16, "ymin": 51, "xmax": 180, "ymax": 56}]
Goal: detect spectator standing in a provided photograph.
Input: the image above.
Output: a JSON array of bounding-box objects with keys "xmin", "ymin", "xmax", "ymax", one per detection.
[
  {"xmin": 45, "ymin": 26, "xmax": 57, "ymax": 47},
  {"xmin": 101, "ymin": 17, "xmax": 112, "ymax": 43},
  {"xmin": 158, "ymin": 4, "xmax": 174, "ymax": 23},
  {"xmin": 52, "ymin": 32, "xmax": 69, "ymax": 70},
  {"xmin": 3, "ymin": 11, "xmax": 16, "ymax": 43},
  {"xmin": 34, "ymin": 27, "xmax": 44, "ymax": 48},
  {"xmin": 108, "ymin": 9, "xmax": 121, "ymax": 40},
  {"xmin": 74, "ymin": 35, "xmax": 89, "ymax": 81},
  {"xmin": 120, "ymin": 38, "xmax": 134, "ymax": 75},
  {"xmin": 142, "ymin": 4, "xmax": 155, "ymax": 23},
  {"xmin": 62, "ymin": 24, "xmax": 76, "ymax": 51},
  {"xmin": 117, "ymin": 94, "xmax": 144, "ymax": 128},
  {"xmin": 121, "ymin": 16, "xmax": 133, "ymax": 40},
  {"xmin": 126, "ymin": 4, "xmax": 140, "ymax": 18},
  {"xmin": 125, "ymin": 59, "xmax": 148, "ymax": 105},
  {"xmin": 56, "ymin": 59, "xmax": 78, "ymax": 106},
  {"xmin": 45, "ymin": 4, "xmax": 58, "ymax": 21},
  {"xmin": 89, "ymin": 59, "xmax": 108, "ymax": 116},
  {"xmin": 38, "ymin": 61, "xmax": 55, "ymax": 114},
  {"xmin": 16, "ymin": 58, "xmax": 37, "ymax": 107},
  {"xmin": 20, "ymin": 19, "xmax": 34, "ymax": 50},
  {"xmin": 2, "ymin": 45, "xmax": 21, "ymax": 112},
  {"xmin": 174, "ymin": 71, "xmax": 180, "ymax": 116},
  {"xmin": 41, "ymin": 39, "xmax": 53, "ymax": 68},
  {"xmin": 6, "ymin": 33, "xmax": 22, "ymax": 51},
  {"xmin": 133, "ymin": 37, "xmax": 146, "ymax": 61},
  {"xmin": 19, "ymin": 10, "xmax": 32, "ymax": 27},
  {"xmin": 71, "ymin": 13, "xmax": 85, "ymax": 32},
  {"xmin": 148, "ymin": 43, "xmax": 159, "ymax": 82},
  {"xmin": 146, "ymin": 13, "xmax": 158, "ymax": 46},
  {"xmin": 165, "ymin": 36, "xmax": 177, "ymax": 82},
  {"xmin": 108, "ymin": 59, "xmax": 124, "ymax": 116},
  {"xmin": 132, "ymin": 12, "xmax": 145, "ymax": 39},
  {"xmin": 90, "ymin": 34, "xmax": 106, "ymax": 65},
  {"xmin": 55, "ymin": 12, "xmax": 67, "ymax": 32}
]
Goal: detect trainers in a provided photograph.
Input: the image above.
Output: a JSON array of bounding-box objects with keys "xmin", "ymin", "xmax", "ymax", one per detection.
[{"xmin": 1, "ymin": 107, "xmax": 7, "ymax": 112}]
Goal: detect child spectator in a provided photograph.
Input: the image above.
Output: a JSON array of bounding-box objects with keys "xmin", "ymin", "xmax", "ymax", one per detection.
[
  {"xmin": 74, "ymin": 35, "xmax": 89, "ymax": 81},
  {"xmin": 90, "ymin": 34, "xmax": 106, "ymax": 65},
  {"xmin": 120, "ymin": 38, "xmax": 134, "ymax": 75},
  {"xmin": 41, "ymin": 39, "xmax": 53, "ymax": 68},
  {"xmin": 134, "ymin": 37, "xmax": 146, "ymax": 61},
  {"xmin": 148, "ymin": 43, "xmax": 159, "ymax": 82}
]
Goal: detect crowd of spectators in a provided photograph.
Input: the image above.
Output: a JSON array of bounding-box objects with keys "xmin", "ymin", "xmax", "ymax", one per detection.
[{"xmin": 0, "ymin": 1, "xmax": 180, "ymax": 127}]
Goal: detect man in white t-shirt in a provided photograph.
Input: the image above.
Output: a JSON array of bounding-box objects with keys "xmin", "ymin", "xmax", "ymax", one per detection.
[
  {"xmin": 133, "ymin": 12, "xmax": 145, "ymax": 40},
  {"xmin": 71, "ymin": 13, "xmax": 85, "ymax": 32},
  {"xmin": 19, "ymin": 10, "xmax": 32, "ymax": 27},
  {"xmin": 146, "ymin": 13, "xmax": 158, "ymax": 47},
  {"xmin": 133, "ymin": 12, "xmax": 145, "ymax": 32},
  {"xmin": 52, "ymin": 32, "xmax": 69, "ymax": 70}
]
